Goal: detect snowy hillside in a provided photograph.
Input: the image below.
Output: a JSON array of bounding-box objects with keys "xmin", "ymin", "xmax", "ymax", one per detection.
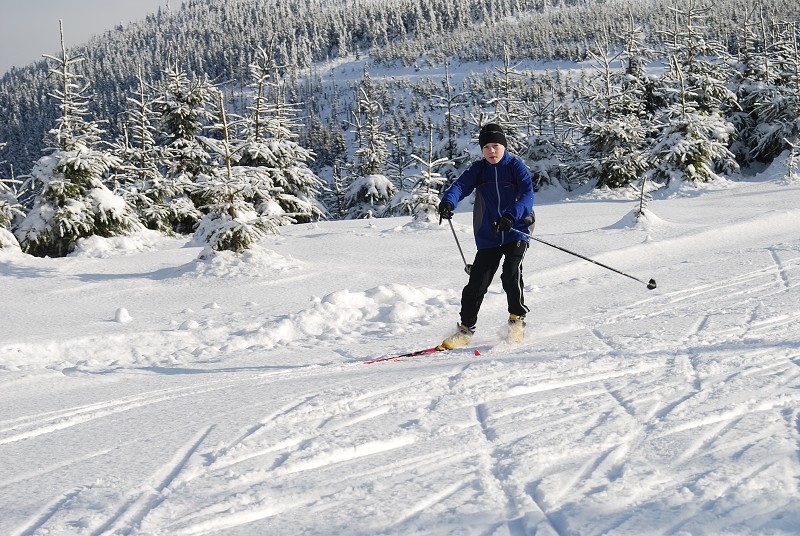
[{"xmin": 1, "ymin": 164, "xmax": 799, "ymax": 535}]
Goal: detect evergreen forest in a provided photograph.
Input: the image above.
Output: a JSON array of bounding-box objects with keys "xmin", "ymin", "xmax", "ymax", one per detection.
[{"xmin": 1, "ymin": 0, "xmax": 800, "ymax": 256}]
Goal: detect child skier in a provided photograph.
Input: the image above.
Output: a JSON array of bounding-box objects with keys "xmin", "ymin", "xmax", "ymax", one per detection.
[{"xmin": 438, "ymin": 123, "xmax": 535, "ymax": 348}]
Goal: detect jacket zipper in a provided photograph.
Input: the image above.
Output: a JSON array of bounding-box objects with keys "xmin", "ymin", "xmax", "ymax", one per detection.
[{"xmin": 494, "ymin": 165, "xmax": 503, "ymax": 245}]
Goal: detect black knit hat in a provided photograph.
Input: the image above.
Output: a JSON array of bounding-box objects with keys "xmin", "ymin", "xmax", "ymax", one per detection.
[{"xmin": 478, "ymin": 123, "xmax": 507, "ymax": 148}]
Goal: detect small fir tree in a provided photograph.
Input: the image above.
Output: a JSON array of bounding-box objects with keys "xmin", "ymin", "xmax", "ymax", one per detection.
[
  {"xmin": 431, "ymin": 60, "xmax": 469, "ymax": 175},
  {"xmin": 343, "ymin": 76, "xmax": 395, "ymax": 219},
  {"xmin": 15, "ymin": 21, "xmax": 141, "ymax": 257},
  {"xmin": 784, "ymin": 139, "xmax": 800, "ymax": 183},
  {"xmin": 650, "ymin": 58, "xmax": 738, "ymax": 184},
  {"xmin": 194, "ymin": 92, "xmax": 288, "ymax": 253},
  {"xmin": 744, "ymin": 19, "xmax": 800, "ymax": 163},
  {"xmin": 0, "ymin": 143, "xmax": 24, "ymax": 249},
  {"xmin": 115, "ymin": 67, "xmax": 200, "ymax": 235},
  {"xmin": 487, "ymin": 46, "xmax": 529, "ymax": 155},
  {"xmin": 730, "ymin": 4, "xmax": 771, "ymax": 166},
  {"xmin": 154, "ymin": 63, "xmax": 216, "ymax": 178},
  {"xmin": 323, "ymin": 160, "xmax": 349, "ymax": 220},
  {"xmin": 343, "ymin": 173, "xmax": 396, "ymax": 220},
  {"xmin": 571, "ymin": 30, "xmax": 651, "ymax": 188},
  {"xmin": 397, "ymin": 126, "xmax": 450, "ymax": 222},
  {"xmin": 237, "ymin": 49, "xmax": 326, "ymax": 223},
  {"xmin": 650, "ymin": 2, "xmax": 739, "ymax": 184},
  {"xmin": 353, "ymin": 69, "xmax": 391, "ymax": 177},
  {"xmin": 152, "ymin": 62, "xmax": 216, "ymax": 232},
  {"xmin": 386, "ymin": 135, "xmax": 414, "ymax": 196}
]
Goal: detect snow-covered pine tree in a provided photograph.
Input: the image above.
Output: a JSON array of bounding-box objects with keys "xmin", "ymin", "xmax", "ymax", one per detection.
[
  {"xmin": 343, "ymin": 115, "xmax": 395, "ymax": 219},
  {"xmin": 324, "ymin": 160, "xmax": 349, "ymax": 219},
  {"xmin": 0, "ymin": 143, "xmax": 24, "ymax": 249},
  {"xmin": 152, "ymin": 62, "xmax": 216, "ymax": 232},
  {"xmin": 343, "ymin": 172, "xmax": 396, "ymax": 220},
  {"xmin": 621, "ymin": 19, "xmax": 661, "ymax": 217},
  {"xmin": 521, "ymin": 76, "xmax": 564, "ymax": 190},
  {"xmin": 237, "ymin": 47, "xmax": 326, "ymax": 224},
  {"xmin": 404, "ymin": 125, "xmax": 451, "ymax": 223},
  {"xmin": 117, "ymin": 68, "xmax": 162, "ymax": 183},
  {"xmin": 15, "ymin": 21, "xmax": 141, "ymax": 257},
  {"xmin": 649, "ymin": 1, "xmax": 739, "ymax": 185},
  {"xmin": 487, "ymin": 47, "xmax": 530, "ymax": 156},
  {"xmin": 784, "ymin": 139, "xmax": 800, "ymax": 183},
  {"xmin": 742, "ymin": 15, "xmax": 800, "ymax": 163},
  {"xmin": 431, "ymin": 60, "xmax": 469, "ymax": 178},
  {"xmin": 649, "ymin": 58, "xmax": 738, "ymax": 185},
  {"xmin": 193, "ymin": 92, "xmax": 287, "ymax": 253},
  {"xmin": 384, "ymin": 136, "xmax": 415, "ymax": 216},
  {"xmin": 116, "ymin": 67, "xmax": 199, "ymax": 235},
  {"xmin": 571, "ymin": 28, "xmax": 651, "ymax": 189},
  {"xmin": 343, "ymin": 70, "xmax": 395, "ymax": 219},
  {"xmin": 305, "ymin": 115, "xmax": 346, "ymax": 171},
  {"xmin": 353, "ymin": 69, "xmax": 391, "ymax": 178},
  {"xmin": 729, "ymin": 3, "xmax": 769, "ymax": 166}
]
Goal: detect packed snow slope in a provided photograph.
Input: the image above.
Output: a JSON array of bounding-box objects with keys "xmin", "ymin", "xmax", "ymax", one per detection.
[{"xmin": 1, "ymin": 168, "xmax": 800, "ymax": 535}]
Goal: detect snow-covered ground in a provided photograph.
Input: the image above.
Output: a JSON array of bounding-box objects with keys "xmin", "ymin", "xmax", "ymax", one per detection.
[{"xmin": 1, "ymin": 164, "xmax": 799, "ymax": 535}]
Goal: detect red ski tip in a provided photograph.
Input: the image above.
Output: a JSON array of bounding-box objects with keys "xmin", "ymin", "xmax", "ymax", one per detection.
[{"xmin": 474, "ymin": 350, "xmax": 481, "ymax": 356}]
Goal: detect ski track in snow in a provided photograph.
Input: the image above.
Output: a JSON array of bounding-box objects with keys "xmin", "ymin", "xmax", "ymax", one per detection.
[
  {"xmin": 2, "ymin": 178, "xmax": 800, "ymax": 534},
  {"xmin": 92, "ymin": 425, "xmax": 216, "ymax": 536}
]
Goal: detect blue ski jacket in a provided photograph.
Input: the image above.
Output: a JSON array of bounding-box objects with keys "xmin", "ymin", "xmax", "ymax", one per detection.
[{"xmin": 441, "ymin": 152, "xmax": 534, "ymax": 250}]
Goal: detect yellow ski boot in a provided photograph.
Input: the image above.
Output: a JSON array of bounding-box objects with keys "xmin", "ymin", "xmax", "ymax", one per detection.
[
  {"xmin": 442, "ymin": 322, "xmax": 475, "ymax": 350},
  {"xmin": 507, "ymin": 314, "xmax": 526, "ymax": 344}
]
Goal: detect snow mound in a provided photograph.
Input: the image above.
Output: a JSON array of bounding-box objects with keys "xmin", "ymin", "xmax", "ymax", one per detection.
[
  {"xmin": 0, "ymin": 283, "xmax": 456, "ymax": 372},
  {"xmin": 114, "ymin": 307, "xmax": 132, "ymax": 323},
  {"xmin": 0, "ymin": 228, "xmax": 21, "ymax": 250},
  {"xmin": 653, "ymin": 176, "xmax": 737, "ymax": 199},
  {"xmin": 310, "ymin": 284, "xmax": 452, "ymax": 329},
  {"xmin": 238, "ymin": 284, "xmax": 456, "ymax": 352},
  {"xmin": 70, "ymin": 229, "xmax": 164, "ymax": 258},
  {"xmin": 605, "ymin": 208, "xmax": 674, "ymax": 231},
  {"xmin": 191, "ymin": 245, "xmax": 303, "ymax": 277}
]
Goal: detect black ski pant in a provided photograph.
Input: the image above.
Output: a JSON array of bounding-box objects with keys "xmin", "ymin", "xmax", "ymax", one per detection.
[{"xmin": 460, "ymin": 239, "xmax": 529, "ymax": 328}]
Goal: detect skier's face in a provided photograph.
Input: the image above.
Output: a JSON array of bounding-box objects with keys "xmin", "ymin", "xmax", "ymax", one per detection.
[{"xmin": 482, "ymin": 142, "xmax": 504, "ymax": 164}]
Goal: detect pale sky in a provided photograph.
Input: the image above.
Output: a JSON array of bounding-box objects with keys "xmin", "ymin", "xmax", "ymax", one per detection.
[{"xmin": 0, "ymin": 0, "xmax": 171, "ymax": 75}]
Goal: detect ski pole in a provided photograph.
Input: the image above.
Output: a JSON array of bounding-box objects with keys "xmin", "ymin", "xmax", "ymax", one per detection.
[
  {"xmin": 447, "ymin": 218, "xmax": 472, "ymax": 275},
  {"xmin": 512, "ymin": 228, "xmax": 657, "ymax": 290}
]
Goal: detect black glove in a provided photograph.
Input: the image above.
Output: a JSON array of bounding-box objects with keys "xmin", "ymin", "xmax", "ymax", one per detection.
[
  {"xmin": 438, "ymin": 201, "xmax": 454, "ymax": 220},
  {"xmin": 494, "ymin": 214, "xmax": 514, "ymax": 233}
]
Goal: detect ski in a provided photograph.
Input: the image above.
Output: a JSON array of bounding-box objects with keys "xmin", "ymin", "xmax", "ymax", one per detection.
[
  {"xmin": 363, "ymin": 345, "xmax": 480, "ymax": 364},
  {"xmin": 363, "ymin": 344, "xmax": 448, "ymax": 364}
]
